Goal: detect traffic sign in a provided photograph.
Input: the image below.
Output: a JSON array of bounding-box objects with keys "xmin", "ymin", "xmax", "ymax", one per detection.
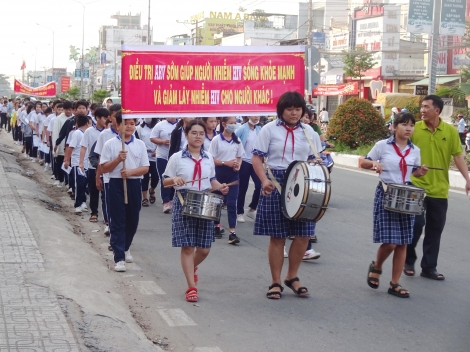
[{"xmin": 74, "ymin": 69, "xmax": 81, "ymax": 78}]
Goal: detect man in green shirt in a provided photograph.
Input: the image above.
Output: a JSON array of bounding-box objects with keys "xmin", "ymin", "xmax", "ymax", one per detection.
[{"xmin": 405, "ymin": 95, "xmax": 470, "ymax": 280}]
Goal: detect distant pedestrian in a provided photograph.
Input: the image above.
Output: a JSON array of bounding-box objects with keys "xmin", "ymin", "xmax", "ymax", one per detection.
[{"xmin": 457, "ymin": 114, "xmax": 466, "ymax": 144}]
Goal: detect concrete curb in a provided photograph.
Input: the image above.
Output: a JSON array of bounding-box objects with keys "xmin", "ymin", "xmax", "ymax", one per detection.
[{"xmin": 331, "ymin": 152, "xmax": 468, "ymax": 190}]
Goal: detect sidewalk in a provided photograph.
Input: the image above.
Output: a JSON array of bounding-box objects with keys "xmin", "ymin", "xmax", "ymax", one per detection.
[
  {"xmin": 0, "ymin": 157, "xmax": 79, "ymax": 350},
  {"xmin": 332, "ymin": 152, "xmax": 469, "ymax": 190}
]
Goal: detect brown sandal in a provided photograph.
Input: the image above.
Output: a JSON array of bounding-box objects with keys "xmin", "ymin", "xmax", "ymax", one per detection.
[{"xmin": 89, "ymin": 214, "xmax": 98, "ymax": 223}]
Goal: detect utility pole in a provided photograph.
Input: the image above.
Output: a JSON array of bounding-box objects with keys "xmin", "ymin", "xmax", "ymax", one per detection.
[
  {"xmin": 148, "ymin": 0, "xmax": 151, "ymax": 45},
  {"xmin": 307, "ymin": 0, "xmax": 313, "ymax": 45},
  {"xmin": 429, "ymin": 0, "xmax": 442, "ymax": 94}
]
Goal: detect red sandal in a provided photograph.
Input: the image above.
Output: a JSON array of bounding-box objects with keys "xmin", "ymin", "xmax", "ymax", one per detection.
[{"xmin": 185, "ymin": 287, "xmax": 198, "ymax": 302}]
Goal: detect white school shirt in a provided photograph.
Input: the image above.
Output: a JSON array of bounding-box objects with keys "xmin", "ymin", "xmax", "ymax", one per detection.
[
  {"xmin": 69, "ymin": 128, "xmax": 87, "ymax": 168},
  {"xmin": 94, "ymin": 127, "xmax": 120, "ymax": 183},
  {"xmin": 252, "ymin": 120, "xmax": 322, "ymax": 170},
  {"xmin": 320, "ymin": 110, "xmax": 329, "ymax": 122},
  {"xmin": 66, "ymin": 129, "xmax": 75, "ymax": 145},
  {"xmin": 163, "ymin": 148, "xmax": 216, "ymax": 191},
  {"xmin": 80, "ymin": 125, "xmax": 105, "ymax": 170},
  {"xmin": 458, "ymin": 118, "xmax": 466, "ymax": 133},
  {"xmin": 209, "ymin": 134, "xmax": 244, "ymax": 161},
  {"xmin": 0, "ymin": 106, "xmax": 7, "ymax": 113},
  {"xmin": 242, "ymin": 128, "xmax": 258, "ymax": 164},
  {"xmin": 47, "ymin": 113, "xmax": 57, "ymax": 132},
  {"xmin": 42, "ymin": 115, "xmax": 51, "ymax": 141},
  {"xmin": 37, "ymin": 113, "xmax": 46, "ymax": 139},
  {"xmin": 139, "ymin": 125, "xmax": 157, "ymax": 162},
  {"xmin": 180, "ymin": 130, "xmax": 188, "ymax": 150},
  {"xmin": 365, "ymin": 137, "xmax": 421, "ymax": 184},
  {"xmin": 203, "ymin": 130, "xmax": 217, "ymax": 152},
  {"xmin": 29, "ymin": 112, "xmax": 38, "ymax": 134},
  {"xmin": 150, "ymin": 120, "xmax": 177, "ymax": 160},
  {"xmin": 100, "ymin": 136, "xmax": 150, "ymax": 179}
]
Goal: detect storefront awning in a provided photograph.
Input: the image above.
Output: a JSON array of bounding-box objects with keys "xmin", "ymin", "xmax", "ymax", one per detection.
[{"xmin": 407, "ymin": 76, "xmax": 460, "ymax": 86}]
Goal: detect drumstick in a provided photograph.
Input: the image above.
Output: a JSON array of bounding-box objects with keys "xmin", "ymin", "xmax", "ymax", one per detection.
[
  {"xmin": 406, "ymin": 165, "xmax": 444, "ymax": 170},
  {"xmin": 208, "ymin": 180, "xmax": 239, "ymax": 192},
  {"xmin": 164, "ymin": 177, "xmax": 208, "ymax": 188}
]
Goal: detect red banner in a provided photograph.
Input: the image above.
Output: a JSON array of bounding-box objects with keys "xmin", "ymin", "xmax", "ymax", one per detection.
[
  {"xmin": 14, "ymin": 79, "xmax": 56, "ymax": 97},
  {"xmin": 312, "ymin": 82, "xmax": 358, "ymax": 96},
  {"xmin": 121, "ymin": 46, "xmax": 305, "ymax": 118},
  {"xmin": 61, "ymin": 76, "xmax": 71, "ymax": 92}
]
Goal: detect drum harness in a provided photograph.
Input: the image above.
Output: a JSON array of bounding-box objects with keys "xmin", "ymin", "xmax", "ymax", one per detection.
[{"xmin": 266, "ymin": 125, "xmax": 323, "ymax": 194}]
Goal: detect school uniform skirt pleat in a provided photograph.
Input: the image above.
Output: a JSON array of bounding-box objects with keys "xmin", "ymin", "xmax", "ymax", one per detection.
[
  {"xmin": 171, "ymin": 190, "xmax": 215, "ymax": 248},
  {"xmin": 373, "ymin": 183, "xmax": 414, "ymax": 245},
  {"xmin": 254, "ymin": 169, "xmax": 315, "ymax": 238}
]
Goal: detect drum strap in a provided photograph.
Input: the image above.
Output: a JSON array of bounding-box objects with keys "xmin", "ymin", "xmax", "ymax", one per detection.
[
  {"xmin": 301, "ymin": 125, "xmax": 320, "ymax": 160},
  {"xmin": 176, "ymin": 191, "xmax": 185, "ymax": 206},
  {"xmin": 266, "ymin": 166, "xmax": 282, "ymax": 193},
  {"xmin": 381, "ymin": 180, "xmax": 388, "ymax": 192}
]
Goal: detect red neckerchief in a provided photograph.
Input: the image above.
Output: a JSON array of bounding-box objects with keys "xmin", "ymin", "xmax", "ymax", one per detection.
[
  {"xmin": 281, "ymin": 124, "xmax": 299, "ymax": 160},
  {"xmin": 391, "ymin": 142, "xmax": 411, "ymax": 184},
  {"xmin": 191, "ymin": 158, "xmax": 202, "ymax": 190}
]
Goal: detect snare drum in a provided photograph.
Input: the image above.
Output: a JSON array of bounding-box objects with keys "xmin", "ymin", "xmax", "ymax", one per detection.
[
  {"xmin": 384, "ymin": 184, "xmax": 425, "ymax": 215},
  {"xmin": 181, "ymin": 190, "xmax": 224, "ymax": 221},
  {"xmin": 281, "ymin": 161, "xmax": 331, "ymax": 222}
]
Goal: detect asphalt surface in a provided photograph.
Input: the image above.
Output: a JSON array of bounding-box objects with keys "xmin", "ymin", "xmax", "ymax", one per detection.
[{"xmin": 133, "ymin": 167, "xmax": 470, "ymax": 352}]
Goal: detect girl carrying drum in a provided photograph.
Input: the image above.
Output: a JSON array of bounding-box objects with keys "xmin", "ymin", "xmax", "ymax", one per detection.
[
  {"xmin": 361, "ymin": 112, "xmax": 428, "ymax": 298},
  {"xmin": 252, "ymin": 91, "xmax": 322, "ymax": 299},
  {"xmin": 163, "ymin": 120, "xmax": 229, "ymax": 303}
]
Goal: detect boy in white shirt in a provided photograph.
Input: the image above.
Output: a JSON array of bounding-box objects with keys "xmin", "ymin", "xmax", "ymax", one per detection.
[
  {"xmin": 67, "ymin": 115, "xmax": 91, "ymax": 213},
  {"xmin": 100, "ymin": 112, "xmax": 149, "ymax": 272}
]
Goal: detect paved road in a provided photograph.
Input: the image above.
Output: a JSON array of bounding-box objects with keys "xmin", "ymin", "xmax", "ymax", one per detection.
[{"xmin": 132, "ymin": 167, "xmax": 470, "ymax": 352}]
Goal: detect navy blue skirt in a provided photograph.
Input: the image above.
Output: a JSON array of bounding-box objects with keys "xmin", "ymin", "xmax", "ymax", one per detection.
[
  {"xmin": 254, "ymin": 169, "xmax": 315, "ymax": 238},
  {"xmin": 171, "ymin": 189, "xmax": 215, "ymax": 248},
  {"xmin": 373, "ymin": 183, "xmax": 414, "ymax": 245}
]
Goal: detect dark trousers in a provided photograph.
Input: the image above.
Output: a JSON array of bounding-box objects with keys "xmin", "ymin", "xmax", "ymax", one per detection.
[
  {"xmin": 142, "ymin": 160, "xmax": 159, "ymax": 192},
  {"xmin": 459, "ymin": 132, "xmax": 466, "ymax": 145},
  {"xmin": 214, "ymin": 165, "xmax": 239, "ymax": 228},
  {"xmin": 109, "ymin": 178, "xmax": 142, "ymax": 263},
  {"xmin": 69, "ymin": 166, "xmax": 75, "ymax": 192},
  {"xmin": 73, "ymin": 167, "xmax": 87, "ymax": 208},
  {"xmin": 54, "ymin": 155, "xmax": 65, "ymax": 182},
  {"xmin": 102, "ymin": 180, "xmax": 109, "ymax": 223},
  {"xmin": 156, "ymin": 158, "xmax": 173, "ymax": 203},
  {"xmin": 87, "ymin": 168, "xmax": 100, "ymax": 215},
  {"xmin": 237, "ymin": 161, "xmax": 261, "ymax": 214},
  {"xmin": 24, "ymin": 136, "xmax": 32, "ymax": 156},
  {"xmin": 0, "ymin": 113, "xmax": 6, "ymax": 129},
  {"xmin": 16, "ymin": 127, "xmax": 22, "ymax": 142},
  {"xmin": 31, "ymin": 146, "xmax": 38, "ymax": 158},
  {"xmin": 44, "ymin": 146, "xmax": 50, "ymax": 164},
  {"xmin": 406, "ymin": 197, "xmax": 448, "ymax": 272},
  {"xmin": 7, "ymin": 118, "xmax": 11, "ymax": 133},
  {"xmin": 12, "ymin": 125, "xmax": 17, "ymax": 141}
]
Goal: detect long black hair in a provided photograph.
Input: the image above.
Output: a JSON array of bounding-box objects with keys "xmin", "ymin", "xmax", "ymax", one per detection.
[
  {"xmin": 219, "ymin": 117, "xmax": 240, "ymax": 144},
  {"xmin": 142, "ymin": 118, "xmax": 158, "ymax": 129}
]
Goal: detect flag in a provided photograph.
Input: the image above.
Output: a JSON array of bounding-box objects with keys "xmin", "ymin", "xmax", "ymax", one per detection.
[{"xmin": 20, "ymin": 61, "xmax": 26, "ymax": 70}]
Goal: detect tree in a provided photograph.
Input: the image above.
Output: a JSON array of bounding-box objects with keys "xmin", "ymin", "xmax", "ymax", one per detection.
[
  {"xmin": 342, "ymin": 48, "xmax": 377, "ymax": 96},
  {"xmin": 92, "ymin": 89, "xmax": 108, "ymax": 103},
  {"xmin": 64, "ymin": 86, "xmax": 80, "ymax": 100},
  {"xmin": 328, "ymin": 97, "xmax": 387, "ymax": 148}
]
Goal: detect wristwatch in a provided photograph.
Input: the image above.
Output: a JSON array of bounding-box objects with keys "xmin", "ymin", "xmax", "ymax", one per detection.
[{"xmin": 222, "ymin": 161, "xmax": 225, "ymax": 165}]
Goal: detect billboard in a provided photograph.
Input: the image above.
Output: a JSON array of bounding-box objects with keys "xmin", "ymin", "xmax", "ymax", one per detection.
[
  {"xmin": 381, "ymin": 6, "xmax": 401, "ymax": 76},
  {"xmin": 407, "ymin": 0, "xmax": 433, "ymax": 34},
  {"xmin": 201, "ymin": 18, "xmax": 243, "ymax": 45},
  {"xmin": 121, "ymin": 45, "xmax": 305, "ymax": 118},
  {"xmin": 61, "ymin": 76, "xmax": 71, "ymax": 92},
  {"xmin": 312, "ymin": 82, "xmax": 358, "ymax": 96},
  {"xmin": 440, "ymin": 0, "xmax": 467, "ymax": 36}
]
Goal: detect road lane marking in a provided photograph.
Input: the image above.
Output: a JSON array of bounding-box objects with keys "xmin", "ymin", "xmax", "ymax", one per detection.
[
  {"xmin": 157, "ymin": 308, "xmax": 197, "ymax": 327},
  {"xmin": 134, "ymin": 281, "xmax": 166, "ymax": 295}
]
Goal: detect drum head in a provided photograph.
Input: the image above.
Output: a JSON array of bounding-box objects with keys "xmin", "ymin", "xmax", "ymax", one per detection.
[{"xmin": 281, "ymin": 161, "xmax": 308, "ymax": 219}]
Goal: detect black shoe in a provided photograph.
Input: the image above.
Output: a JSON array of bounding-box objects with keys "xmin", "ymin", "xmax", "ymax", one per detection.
[
  {"xmin": 228, "ymin": 233, "xmax": 240, "ymax": 245},
  {"xmin": 214, "ymin": 226, "xmax": 222, "ymax": 239}
]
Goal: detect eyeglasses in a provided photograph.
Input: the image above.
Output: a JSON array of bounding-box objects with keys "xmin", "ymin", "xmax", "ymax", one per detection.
[{"xmin": 189, "ymin": 131, "xmax": 205, "ymax": 137}]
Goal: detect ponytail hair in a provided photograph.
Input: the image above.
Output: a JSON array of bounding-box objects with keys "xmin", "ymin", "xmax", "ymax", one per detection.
[{"xmin": 220, "ymin": 117, "xmax": 240, "ymax": 144}]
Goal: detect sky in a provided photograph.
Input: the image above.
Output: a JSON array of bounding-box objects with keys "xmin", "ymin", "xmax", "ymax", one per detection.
[{"xmin": 0, "ymin": 0, "xmax": 312, "ymax": 87}]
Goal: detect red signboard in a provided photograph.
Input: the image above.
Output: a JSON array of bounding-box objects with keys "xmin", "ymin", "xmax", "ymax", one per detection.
[
  {"xmin": 61, "ymin": 76, "xmax": 71, "ymax": 92},
  {"xmin": 121, "ymin": 45, "xmax": 305, "ymax": 118},
  {"xmin": 14, "ymin": 79, "xmax": 56, "ymax": 97},
  {"xmin": 312, "ymin": 82, "xmax": 358, "ymax": 96}
]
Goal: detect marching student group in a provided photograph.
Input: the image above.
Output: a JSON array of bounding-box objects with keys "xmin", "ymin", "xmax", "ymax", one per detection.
[{"xmin": 2, "ymin": 91, "xmax": 469, "ymax": 303}]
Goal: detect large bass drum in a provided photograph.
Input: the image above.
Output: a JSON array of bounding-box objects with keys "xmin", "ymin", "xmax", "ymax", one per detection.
[
  {"xmin": 281, "ymin": 161, "xmax": 331, "ymax": 222},
  {"xmin": 181, "ymin": 190, "xmax": 224, "ymax": 221}
]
